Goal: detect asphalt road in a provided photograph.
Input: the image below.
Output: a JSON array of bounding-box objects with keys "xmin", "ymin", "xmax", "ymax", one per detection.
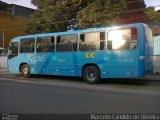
[{"xmin": 0, "ymin": 74, "xmax": 160, "ymax": 114}]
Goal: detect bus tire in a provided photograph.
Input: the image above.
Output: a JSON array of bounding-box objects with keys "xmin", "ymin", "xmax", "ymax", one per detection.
[
  {"xmin": 21, "ymin": 64, "xmax": 31, "ymax": 78},
  {"xmin": 83, "ymin": 66, "xmax": 101, "ymax": 84}
]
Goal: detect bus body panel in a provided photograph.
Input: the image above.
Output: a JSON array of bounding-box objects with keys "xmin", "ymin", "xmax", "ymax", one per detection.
[
  {"xmin": 8, "ymin": 50, "xmax": 139, "ymax": 78},
  {"xmin": 31, "ymin": 52, "xmax": 80, "ymax": 76},
  {"xmin": 138, "ymin": 25, "xmax": 145, "ymax": 77},
  {"xmin": 7, "ymin": 56, "xmax": 20, "ymax": 73},
  {"xmin": 144, "ymin": 25, "xmax": 153, "ymax": 75},
  {"xmin": 77, "ymin": 50, "xmax": 139, "ymax": 78}
]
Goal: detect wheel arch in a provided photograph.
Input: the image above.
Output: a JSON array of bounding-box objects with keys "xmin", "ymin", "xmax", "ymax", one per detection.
[
  {"xmin": 82, "ymin": 63, "xmax": 100, "ymax": 76},
  {"xmin": 19, "ymin": 63, "xmax": 28, "ymax": 72}
]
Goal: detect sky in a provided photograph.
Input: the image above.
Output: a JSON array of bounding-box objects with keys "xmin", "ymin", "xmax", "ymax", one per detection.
[
  {"xmin": 144, "ymin": 0, "xmax": 160, "ymax": 10},
  {"xmin": 1, "ymin": 0, "xmax": 37, "ymax": 9},
  {"xmin": 1, "ymin": 0, "xmax": 160, "ymax": 10}
]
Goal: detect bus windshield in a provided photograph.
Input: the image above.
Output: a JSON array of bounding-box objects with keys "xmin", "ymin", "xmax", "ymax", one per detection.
[{"xmin": 8, "ymin": 42, "xmax": 19, "ymax": 57}]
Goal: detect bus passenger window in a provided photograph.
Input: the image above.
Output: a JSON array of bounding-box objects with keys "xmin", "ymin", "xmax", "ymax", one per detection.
[
  {"xmin": 80, "ymin": 34, "xmax": 85, "ymax": 42},
  {"xmin": 79, "ymin": 32, "xmax": 104, "ymax": 51},
  {"xmin": 130, "ymin": 28, "xmax": 138, "ymax": 49},
  {"xmin": 100, "ymin": 32, "xmax": 105, "ymax": 50},
  {"xmin": 107, "ymin": 27, "xmax": 137, "ymax": 50},
  {"xmin": 20, "ymin": 38, "xmax": 35, "ymax": 53},
  {"xmin": 36, "ymin": 36, "xmax": 55, "ymax": 52},
  {"xmin": 57, "ymin": 36, "xmax": 61, "ymax": 44},
  {"xmin": 56, "ymin": 34, "xmax": 77, "ymax": 51},
  {"xmin": 51, "ymin": 37, "xmax": 55, "ymax": 44}
]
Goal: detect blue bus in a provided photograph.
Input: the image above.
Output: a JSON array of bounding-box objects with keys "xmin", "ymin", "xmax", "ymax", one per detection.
[{"xmin": 7, "ymin": 23, "xmax": 153, "ymax": 84}]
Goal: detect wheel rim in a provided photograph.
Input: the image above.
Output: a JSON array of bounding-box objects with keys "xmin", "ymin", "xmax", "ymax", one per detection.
[
  {"xmin": 23, "ymin": 67, "xmax": 28, "ymax": 75},
  {"xmin": 86, "ymin": 71, "xmax": 96, "ymax": 81}
]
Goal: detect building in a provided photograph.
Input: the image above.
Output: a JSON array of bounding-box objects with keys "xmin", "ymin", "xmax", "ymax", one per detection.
[
  {"xmin": 0, "ymin": 1, "xmax": 35, "ymax": 18},
  {"xmin": 0, "ymin": 0, "xmax": 35, "ymax": 51}
]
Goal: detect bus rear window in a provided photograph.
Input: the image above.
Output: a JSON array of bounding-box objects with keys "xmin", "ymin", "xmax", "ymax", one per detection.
[{"xmin": 107, "ymin": 27, "xmax": 138, "ymax": 50}]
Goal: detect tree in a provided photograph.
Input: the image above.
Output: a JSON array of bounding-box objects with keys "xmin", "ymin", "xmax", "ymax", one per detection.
[
  {"xmin": 77, "ymin": 0, "xmax": 125, "ymax": 28},
  {"xmin": 144, "ymin": 7, "xmax": 160, "ymax": 23},
  {"xmin": 26, "ymin": 0, "xmax": 149, "ymax": 34},
  {"xmin": 26, "ymin": 0, "xmax": 94, "ymax": 34},
  {"xmin": 26, "ymin": 0, "xmax": 126, "ymax": 34},
  {"xmin": 27, "ymin": 0, "xmax": 68, "ymax": 34}
]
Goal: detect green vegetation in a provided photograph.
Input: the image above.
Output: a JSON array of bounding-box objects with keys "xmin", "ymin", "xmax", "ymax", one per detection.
[
  {"xmin": 144, "ymin": 7, "xmax": 160, "ymax": 23},
  {"xmin": 26, "ymin": 0, "xmax": 125, "ymax": 34},
  {"xmin": 77, "ymin": 0, "xmax": 125, "ymax": 28},
  {"xmin": 26, "ymin": 0, "xmax": 160, "ymax": 34}
]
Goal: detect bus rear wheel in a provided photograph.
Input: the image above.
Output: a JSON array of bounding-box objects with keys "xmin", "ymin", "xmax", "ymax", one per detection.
[
  {"xmin": 83, "ymin": 66, "xmax": 101, "ymax": 84},
  {"xmin": 21, "ymin": 64, "xmax": 31, "ymax": 78}
]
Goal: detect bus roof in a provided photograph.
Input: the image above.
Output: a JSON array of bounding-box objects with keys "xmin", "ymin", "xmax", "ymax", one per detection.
[{"xmin": 10, "ymin": 23, "xmax": 147, "ymax": 43}]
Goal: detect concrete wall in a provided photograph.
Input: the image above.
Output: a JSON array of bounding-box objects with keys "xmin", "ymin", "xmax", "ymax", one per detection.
[{"xmin": 0, "ymin": 56, "xmax": 7, "ymax": 69}]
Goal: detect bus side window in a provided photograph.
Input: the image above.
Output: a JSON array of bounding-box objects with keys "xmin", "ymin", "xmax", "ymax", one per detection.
[
  {"xmin": 107, "ymin": 27, "xmax": 138, "ymax": 50},
  {"xmin": 79, "ymin": 32, "xmax": 104, "ymax": 51},
  {"xmin": 80, "ymin": 34, "xmax": 85, "ymax": 42},
  {"xmin": 100, "ymin": 32, "xmax": 105, "ymax": 50},
  {"xmin": 51, "ymin": 37, "xmax": 55, "ymax": 44},
  {"xmin": 56, "ymin": 34, "xmax": 77, "ymax": 51},
  {"xmin": 36, "ymin": 43, "xmax": 42, "ymax": 52},
  {"xmin": 20, "ymin": 38, "xmax": 35, "ymax": 53},
  {"xmin": 79, "ymin": 34, "xmax": 88, "ymax": 51},
  {"xmin": 36, "ymin": 37, "xmax": 43, "ymax": 52},
  {"xmin": 57, "ymin": 36, "xmax": 61, "ymax": 44},
  {"xmin": 68, "ymin": 36, "xmax": 77, "ymax": 51},
  {"xmin": 130, "ymin": 28, "xmax": 138, "ymax": 49},
  {"xmin": 36, "ymin": 36, "xmax": 55, "ymax": 52}
]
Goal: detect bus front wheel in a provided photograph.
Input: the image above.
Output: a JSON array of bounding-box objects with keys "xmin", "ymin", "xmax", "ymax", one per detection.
[
  {"xmin": 21, "ymin": 64, "xmax": 31, "ymax": 78},
  {"xmin": 83, "ymin": 66, "xmax": 101, "ymax": 84}
]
